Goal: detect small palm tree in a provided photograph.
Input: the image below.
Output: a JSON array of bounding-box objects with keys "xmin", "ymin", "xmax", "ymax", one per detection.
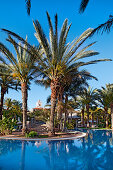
[
  {"xmin": 100, "ymin": 84, "xmax": 113, "ymax": 129},
  {"xmin": 4, "ymin": 98, "xmax": 13, "ymax": 110},
  {"xmin": 0, "ymin": 68, "xmax": 19, "ymax": 119},
  {"xmin": 78, "ymin": 86, "xmax": 98, "ymax": 127},
  {"xmin": 0, "ymin": 37, "xmax": 37, "ymax": 134},
  {"xmin": 97, "ymin": 86, "xmax": 111, "ymax": 128}
]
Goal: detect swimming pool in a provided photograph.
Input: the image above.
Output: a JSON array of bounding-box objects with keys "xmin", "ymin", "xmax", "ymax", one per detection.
[{"xmin": 0, "ymin": 130, "xmax": 113, "ymax": 170}]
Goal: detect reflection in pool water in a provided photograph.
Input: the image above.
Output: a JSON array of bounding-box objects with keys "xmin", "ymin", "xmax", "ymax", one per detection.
[{"xmin": 0, "ymin": 130, "xmax": 113, "ymax": 169}]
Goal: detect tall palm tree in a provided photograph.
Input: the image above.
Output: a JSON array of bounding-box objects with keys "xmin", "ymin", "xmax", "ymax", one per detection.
[
  {"xmin": 33, "ymin": 12, "xmax": 111, "ymax": 135},
  {"xmin": 2, "ymin": 13, "xmax": 111, "ymax": 135},
  {"xmin": 0, "ymin": 37, "xmax": 37, "ymax": 134}
]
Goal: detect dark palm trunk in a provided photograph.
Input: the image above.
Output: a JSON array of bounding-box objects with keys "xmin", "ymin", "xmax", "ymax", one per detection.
[
  {"xmin": 57, "ymin": 86, "xmax": 63, "ymax": 131},
  {"xmin": 0, "ymin": 86, "xmax": 6, "ymax": 120},
  {"xmin": 91, "ymin": 113, "xmax": 94, "ymax": 128},
  {"xmin": 21, "ymin": 82, "xmax": 27, "ymax": 135},
  {"xmin": 81, "ymin": 108, "xmax": 84, "ymax": 127},
  {"xmin": 49, "ymin": 79, "xmax": 59, "ymax": 136},
  {"xmin": 86, "ymin": 104, "xmax": 90, "ymax": 127},
  {"xmin": 110, "ymin": 104, "xmax": 113, "ymax": 130},
  {"xmin": 104, "ymin": 106, "xmax": 109, "ymax": 128},
  {"xmin": 64, "ymin": 94, "xmax": 68, "ymax": 131}
]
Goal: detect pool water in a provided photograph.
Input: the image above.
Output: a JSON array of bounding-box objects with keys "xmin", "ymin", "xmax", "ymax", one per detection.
[{"xmin": 0, "ymin": 130, "xmax": 113, "ymax": 170}]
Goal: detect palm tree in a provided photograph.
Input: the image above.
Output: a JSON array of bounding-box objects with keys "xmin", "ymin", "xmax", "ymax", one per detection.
[
  {"xmin": 4, "ymin": 98, "xmax": 13, "ymax": 110},
  {"xmin": 34, "ymin": 13, "xmax": 111, "ymax": 135},
  {"xmin": 78, "ymin": 86, "xmax": 98, "ymax": 127},
  {"xmin": 0, "ymin": 37, "xmax": 37, "ymax": 134},
  {"xmin": 97, "ymin": 86, "xmax": 111, "ymax": 128},
  {"xmin": 104, "ymin": 84, "xmax": 113, "ymax": 129},
  {"xmin": 33, "ymin": 12, "xmax": 111, "ymax": 135},
  {"xmin": 2, "ymin": 13, "xmax": 111, "ymax": 135},
  {"xmin": 0, "ymin": 68, "xmax": 19, "ymax": 119}
]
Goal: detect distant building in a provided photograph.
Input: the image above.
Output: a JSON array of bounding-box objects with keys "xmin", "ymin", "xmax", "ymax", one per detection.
[
  {"xmin": 31, "ymin": 100, "xmax": 50, "ymax": 112},
  {"xmin": 36, "ymin": 100, "xmax": 42, "ymax": 108}
]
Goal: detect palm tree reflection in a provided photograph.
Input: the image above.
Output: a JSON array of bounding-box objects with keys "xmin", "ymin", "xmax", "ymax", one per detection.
[
  {"xmin": 20, "ymin": 141, "xmax": 26, "ymax": 170},
  {"xmin": 41, "ymin": 130, "xmax": 113, "ymax": 170}
]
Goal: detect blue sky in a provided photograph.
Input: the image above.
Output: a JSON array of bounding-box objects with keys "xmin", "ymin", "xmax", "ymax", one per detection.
[{"xmin": 0, "ymin": 0, "xmax": 113, "ymax": 109}]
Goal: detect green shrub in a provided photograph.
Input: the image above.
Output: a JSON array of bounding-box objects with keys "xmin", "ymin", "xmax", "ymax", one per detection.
[
  {"xmin": 26, "ymin": 131, "xmax": 37, "ymax": 138},
  {"xmin": 38, "ymin": 135, "xmax": 48, "ymax": 138},
  {"xmin": 0, "ymin": 117, "xmax": 17, "ymax": 135},
  {"xmin": 66, "ymin": 120, "xmax": 75, "ymax": 129}
]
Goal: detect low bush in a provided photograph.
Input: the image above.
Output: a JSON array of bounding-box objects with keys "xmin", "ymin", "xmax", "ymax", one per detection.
[
  {"xmin": 66, "ymin": 120, "xmax": 75, "ymax": 129},
  {"xmin": 0, "ymin": 117, "xmax": 17, "ymax": 135},
  {"xmin": 26, "ymin": 131, "xmax": 37, "ymax": 138}
]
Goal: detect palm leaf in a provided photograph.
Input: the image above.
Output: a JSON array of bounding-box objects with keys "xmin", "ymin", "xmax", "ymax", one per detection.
[{"xmin": 79, "ymin": 0, "xmax": 90, "ymax": 13}]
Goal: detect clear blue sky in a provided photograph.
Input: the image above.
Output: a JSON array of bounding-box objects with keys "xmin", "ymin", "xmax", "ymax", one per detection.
[{"xmin": 0, "ymin": 0, "xmax": 113, "ymax": 110}]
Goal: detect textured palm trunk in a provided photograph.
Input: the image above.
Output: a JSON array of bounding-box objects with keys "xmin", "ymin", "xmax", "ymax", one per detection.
[
  {"xmin": 21, "ymin": 82, "xmax": 27, "ymax": 135},
  {"xmin": 111, "ymin": 104, "xmax": 113, "ymax": 130},
  {"xmin": 0, "ymin": 86, "xmax": 6, "ymax": 120},
  {"xmin": 49, "ymin": 79, "xmax": 58, "ymax": 136},
  {"xmin": 86, "ymin": 104, "xmax": 90, "ymax": 128},
  {"xmin": 104, "ymin": 107, "xmax": 109, "ymax": 128},
  {"xmin": 91, "ymin": 113, "xmax": 94, "ymax": 128},
  {"xmin": 64, "ymin": 94, "xmax": 68, "ymax": 131},
  {"xmin": 57, "ymin": 87, "xmax": 63, "ymax": 131},
  {"xmin": 81, "ymin": 108, "xmax": 84, "ymax": 127}
]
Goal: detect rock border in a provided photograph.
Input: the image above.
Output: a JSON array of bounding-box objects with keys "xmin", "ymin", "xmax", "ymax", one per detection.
[{"xmin": 0, "ymin": 131, "xmax": 86, "ymax": 141}]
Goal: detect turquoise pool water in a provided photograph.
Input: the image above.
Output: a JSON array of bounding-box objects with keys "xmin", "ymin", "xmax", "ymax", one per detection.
[{"xmin": 0, "ymin": 130, "xmax": 113, "ymax": 170}]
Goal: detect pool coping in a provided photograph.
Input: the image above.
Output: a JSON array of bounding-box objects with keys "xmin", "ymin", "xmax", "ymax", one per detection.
[
  {"xmin": 0, "ymin": 131, "xmax": 86, "ymax": 141},
  {"xmin": 78, "ymin": 128, "xmax": 113, "ymax": 131}
]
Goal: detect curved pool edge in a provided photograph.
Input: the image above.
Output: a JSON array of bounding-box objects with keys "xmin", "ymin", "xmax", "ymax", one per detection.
[{"xmin": 0, "ymin": 131, "xmax": 86, "ymax": 141}]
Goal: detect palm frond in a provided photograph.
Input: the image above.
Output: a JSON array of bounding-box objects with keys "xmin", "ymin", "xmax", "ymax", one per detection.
[
  {"xmin": 25, "ymin": 0, "xmax": 31, "ymax": 15},
  {"xmin": 79, "ymin": 0, "xmax": 90, "ymax": 13},
  {"xmin": 91, "ymin": 15, "xmax": 113, "ymax": 35}
]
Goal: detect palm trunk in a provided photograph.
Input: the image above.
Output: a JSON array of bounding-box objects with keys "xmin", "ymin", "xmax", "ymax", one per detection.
[
  {"xmin": 81, "ymin": 108, "xmax": 84, "ymax": 127},
  {"xmin": 86, "ymin": 104, "xmax": 90, "ymax": 128},
  {"xmin": 92, "ymin": 113, "xmax": 94, "ymax": 128},
  {"xmin": 104, "ymin": 107, "xmax": 109, "ymax": 128},
  {"xmin": 49, "ymin": 79, "xmax": 58, "ymax": 136},
  {"xmin": 64, "ymin": 94, "xmax": 68, "ymax": 131},
  {"xmin": 0, "ymin": 86, "xmax": 6, "ymax": 120},
  {"xmin": 57, "ymin": 87, "xmax": 63, "ymax": 120},
  {"xmin": 21, "ymin": 82, "xmax": 27, "ymax": 135},
  {"xmin": 57, "ymin": 86, "xmax": 63, "ymax": 131},
  {"xmin": 111, "ymin": 104, "xmax": 113, "ymax": 130}
]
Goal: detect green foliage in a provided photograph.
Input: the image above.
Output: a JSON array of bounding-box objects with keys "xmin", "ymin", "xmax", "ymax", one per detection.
[
  {"xmin": 38, "ymin": 135, "xmax": 48, "ymax": 138},
  {"xmin": 0, "ymin": 116, "xmax": 17, "ymax": 135},
  {"xmin": 28, "ymin": 109, "xmax": 50, "ymax": 122},
  {"xmin": 2, "ymin": 108, "xmax": 22, "ymax": 119},
  {"xmin": 26, "ymin": 131, "xmax": 37, "ymax": 138},
  {"xmin": 66, "ymin": 120, "xmax": 75, "ymax": 129}
]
